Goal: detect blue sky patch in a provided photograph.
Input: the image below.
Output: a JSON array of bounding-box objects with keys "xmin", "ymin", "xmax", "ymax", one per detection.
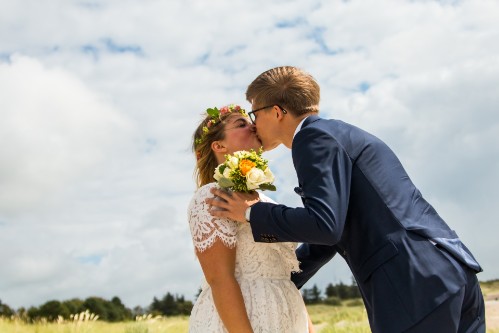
[
  {"xmin": 81, "ymin": 45, "xmax": 99, "ymax": 60},
  {"xmin": 77, "ymin": 254, "xmax": 103, "ymax": 265},
  {"xmin": 78, "ymin": 2, "xmax": 102, "ymax": 10},
  {"xmin": 223, "ymin": 45, "xmax": 246, "ymax": 57},
  {"xmin": 144, "ymin": 138, "xmax": 158, "ymax": 154},
  {"xmin": 81, "ymin": 39, "xmax": 143, "ymax": 59},
  {"xmin": 358, "ymin": 81, "xmax": 370, "ymax": 93},
  {"xmin": 197, "ymin": 52, "xmax": 210, "ymax": 64},
  {"xmin": 0, "ymin": 53, "xmax": 11, "ymax": 63},
  {"xmin": 103, "ymin": 38, "xmax": 143, "ymax": 55},
  {"xmin": 276, "ymin": 18, "xmax": 305, "ymax": 29},
  {"xmin": 309, "ymin": 27, "xmax": 340, "ymax": 55}
]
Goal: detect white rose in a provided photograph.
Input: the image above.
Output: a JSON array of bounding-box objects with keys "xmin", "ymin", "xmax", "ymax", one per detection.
[
  {"xmin": 246, "ymin": 168, "xmax": 267, "ymax": 190},
  {"xmin": 214, "ymin": 166, "xmax": 223, "ymax": 181},
  {"xmin": 234, "ymin": 151, "xmax": 245, "ymax": 159},
  {"xmin": 263, "ymin": 167, "xmax": 275, "ymax": 183},
  {"xmin": 227, "ymin": 156, "xmax": 239, "ymax": 169},
  {"xmin": 223, "ymin": 166, "xmax": 232, "ymax": 179}
]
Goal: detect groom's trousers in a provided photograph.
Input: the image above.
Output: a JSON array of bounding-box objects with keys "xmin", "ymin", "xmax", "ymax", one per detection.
[{"xmin": 403, "ymin": 249, "xmax": 485, "ymax": 333}]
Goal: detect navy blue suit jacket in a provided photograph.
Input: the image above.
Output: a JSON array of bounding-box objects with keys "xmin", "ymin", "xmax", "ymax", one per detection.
[{"xmin": 249, "ymin": 115, "xmax": 482, "ymax": 332}]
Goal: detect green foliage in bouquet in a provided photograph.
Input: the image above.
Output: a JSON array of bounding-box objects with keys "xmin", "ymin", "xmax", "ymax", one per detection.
[{"xmin": 214, "ymin": 149, "xmax": 276, "ymax": 193}]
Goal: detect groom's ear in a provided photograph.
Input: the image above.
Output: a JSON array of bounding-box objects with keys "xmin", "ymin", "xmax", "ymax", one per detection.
[
  {"xmin": 274, "ymin": 105, "xmax": 285, "ymax": 120},
  {"xmin": 211, "ymin": 141, "xmax": 227, "ymax": 153}
]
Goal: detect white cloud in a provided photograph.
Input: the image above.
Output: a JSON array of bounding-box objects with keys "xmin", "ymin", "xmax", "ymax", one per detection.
[
  {"xmin": 0, "ymin": 55, "xmax": 134, "ymax": 215},
  {"xmin": 0, "ymin": 0, "xmax": 498, "ymax": 309}
]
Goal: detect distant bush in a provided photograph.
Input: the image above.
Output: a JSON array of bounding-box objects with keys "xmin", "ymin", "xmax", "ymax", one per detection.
[
  {"xmin": 149, "ymin": 292, "xmax": 193, "ymax": 316},
  {"xmin": 0, "ymin": 299, "xmax": 14, "ymax": 317},
  {"xmin": 345, "ymin": 299, "xmax": 364, "ymax": 307},
  {"xmin": 323, "ymin": 297, "xmax": 342, "ymax": 306}
]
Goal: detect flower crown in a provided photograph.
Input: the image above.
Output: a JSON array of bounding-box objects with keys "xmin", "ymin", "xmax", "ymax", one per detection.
[{"xmin": 194, "ymin": 104, "xmax": 248, "ymax": 148}]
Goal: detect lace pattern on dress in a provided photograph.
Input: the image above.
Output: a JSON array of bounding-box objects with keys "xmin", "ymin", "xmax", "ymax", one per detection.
[
  {"xmin": 258, "ymin": 193, "xmax": 301, "ymax": 273},
  {"xmin": 188, "ymin": 185, "xmax": 308, "ymax": 332},
  {"xmin": 188, "ymin": 183, "xmax": 239, "ymax": 252}
]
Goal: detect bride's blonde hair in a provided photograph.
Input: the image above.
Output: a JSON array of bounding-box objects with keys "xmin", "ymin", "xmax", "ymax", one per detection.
[{"xmin": 192, "ymin": 105, "xmax": 248, "ymax": 187}]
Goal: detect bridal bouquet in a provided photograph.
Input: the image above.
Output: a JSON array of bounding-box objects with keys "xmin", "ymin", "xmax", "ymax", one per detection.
[{"xmin": 213, "ymin": 149, "xmax": 276, "ymax": 193}]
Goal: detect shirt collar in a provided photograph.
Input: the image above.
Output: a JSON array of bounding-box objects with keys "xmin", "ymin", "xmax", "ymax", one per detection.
[{"xmin": 293, "ymin": 116, "xmax": 310, "ymax": 139}]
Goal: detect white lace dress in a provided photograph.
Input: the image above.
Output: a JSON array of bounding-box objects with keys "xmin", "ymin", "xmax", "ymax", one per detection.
[{"xmin": 188, "ymin": 183, "xmax": 308, "ymax": 333}]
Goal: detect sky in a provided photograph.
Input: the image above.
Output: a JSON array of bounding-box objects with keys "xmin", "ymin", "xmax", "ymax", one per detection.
[{"xmin": 1, "ymin": 0, "xmax": 498, "ymax": 310}]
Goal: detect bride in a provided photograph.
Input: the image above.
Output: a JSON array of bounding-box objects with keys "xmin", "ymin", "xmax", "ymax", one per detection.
[{"xmin": 188, "ymin": 104, "xmax": 313, "ymax": 333}]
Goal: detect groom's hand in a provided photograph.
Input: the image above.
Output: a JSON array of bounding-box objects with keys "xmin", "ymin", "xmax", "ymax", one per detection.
[{"xmin": 206, "ymin": 188, "xmax": 260, "ymax": 223}]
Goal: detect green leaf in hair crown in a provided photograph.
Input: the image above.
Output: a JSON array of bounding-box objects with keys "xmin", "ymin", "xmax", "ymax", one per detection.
[{"xmin": 194, "ymin": 104, "xmax": 248, "ymax": 150}]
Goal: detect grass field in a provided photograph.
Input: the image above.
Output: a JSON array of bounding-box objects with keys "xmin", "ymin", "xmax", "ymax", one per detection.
[
  {"xmin": 0, "ymin": 315, "xmax": 190, "ymax": 333},
  {"xmin": 1, "ymin": 302, "xmax": 497, "ymax": 333},
  {"xmin": 308, "ymin": 303, "xmax": 370, "ymax": 332},
  {"xmin": 1, "ymin": 281, "xmax": 498, "ymax": 333}
]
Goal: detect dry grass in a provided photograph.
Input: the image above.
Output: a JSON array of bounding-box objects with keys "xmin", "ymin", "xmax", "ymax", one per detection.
[
  {"xmin": 0, "ymin": 314, "xmax": 189, "ymax": 333},
  {"xmin": 1, "ymin": 287, "xmax": 498, "ymax": 333},
  {"xmin": 309, "ymin": 298, "xmax": 499, "ymax": 333}
]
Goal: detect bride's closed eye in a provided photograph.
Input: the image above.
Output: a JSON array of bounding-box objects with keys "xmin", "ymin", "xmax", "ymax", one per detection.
[{"xmin": 226, "ymin": 119, "xmax": 251, "ymax": 131}]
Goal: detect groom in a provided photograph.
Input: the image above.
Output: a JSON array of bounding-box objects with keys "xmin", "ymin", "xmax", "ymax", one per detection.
[{"xmin": 207, "ymin": 66, "xmax": 485, "ymax": 332}]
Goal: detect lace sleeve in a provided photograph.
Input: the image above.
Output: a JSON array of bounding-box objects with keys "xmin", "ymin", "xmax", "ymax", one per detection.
[{"xmin": 188, "ymin": 183, "xmax": 239, "ymax": 252}]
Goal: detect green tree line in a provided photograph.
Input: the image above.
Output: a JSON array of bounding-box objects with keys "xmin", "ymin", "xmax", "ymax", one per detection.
[
  {"xmin": 3, "ymin": 279, "xmax": 498, "ymax": 322},
  {"xmin": 1, "ymin": 281, "xmax": 359, "ymax": 322},
  {"xmin": 0, "ymin": 292, "xmax": 193, "ymax": 323},
  {"xmin": 301, "ymin": 279, "xmax": 362, "ymax": 305}
]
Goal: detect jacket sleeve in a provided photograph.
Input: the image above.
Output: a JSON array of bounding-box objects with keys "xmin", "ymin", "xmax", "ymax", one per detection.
[
  {"xmin": 250, "ymin": 126, "xmax": 352, "ymax": 245},
  {"xmin": 291, "ymin": 243, "xmax": 338, "ymax": 289}
]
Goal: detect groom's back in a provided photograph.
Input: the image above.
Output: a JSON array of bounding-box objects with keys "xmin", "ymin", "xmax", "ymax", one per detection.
[
  {"xmin": 311, "ymin": 118, "xmax": 480, "ymax": 331},
  {"xmin": 318, "ymin": 118, "xmax": 452, "ymax": 236}
]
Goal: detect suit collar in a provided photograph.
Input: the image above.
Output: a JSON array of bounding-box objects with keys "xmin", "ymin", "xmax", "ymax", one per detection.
[
  {"xmin": 302, "ymin": 114, "xmax": 321, "ymax": 128},
  {"xmin": 292, "ymin": 114, "xmax": 321, "ymax": 143}
]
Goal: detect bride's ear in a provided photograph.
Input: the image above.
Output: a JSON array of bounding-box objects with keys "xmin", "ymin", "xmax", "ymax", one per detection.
[{"xmin": 211, "ymin": 140, "xmax": 227, "ymax": 153}]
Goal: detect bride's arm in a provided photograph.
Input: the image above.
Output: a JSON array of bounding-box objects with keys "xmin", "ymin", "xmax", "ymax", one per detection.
[
  {"xmin": 307, "ymin": 311, "xmax": 316, "ymax": 333},
  {"xmin": 196, "ymin": 241, "xmax": 253, "ymax": 333}
]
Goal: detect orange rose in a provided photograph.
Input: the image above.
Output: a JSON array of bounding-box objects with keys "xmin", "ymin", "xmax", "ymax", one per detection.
[{"xmin": 239, "ymin": 159, "xmax": 256, "ymax": 176}]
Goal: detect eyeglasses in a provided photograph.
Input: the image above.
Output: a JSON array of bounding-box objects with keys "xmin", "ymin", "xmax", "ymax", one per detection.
[{"xmin": 248, "ymin": 105, "xmax": 287, "ymax": 124}]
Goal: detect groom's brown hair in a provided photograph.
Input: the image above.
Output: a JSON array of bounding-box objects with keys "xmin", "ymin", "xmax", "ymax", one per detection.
[{"xmin": 246, "ymin": 66, "xmax": 320, "ymax": 116}]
